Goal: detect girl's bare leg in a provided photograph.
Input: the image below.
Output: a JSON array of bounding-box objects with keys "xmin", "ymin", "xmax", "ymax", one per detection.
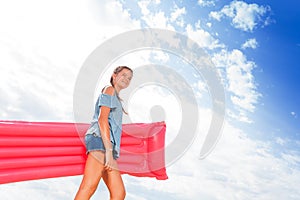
[
  {"xmin": 74, "ymin": 152, "xmax": 105, "ymax": 200},
  {"xmin": 102, "ymin": 160, "xmax": 126, "ymax": 200}
]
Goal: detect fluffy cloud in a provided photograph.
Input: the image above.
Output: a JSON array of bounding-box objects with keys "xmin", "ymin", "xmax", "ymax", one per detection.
[
  {"xmin": 209, "ymin": 0, "xmax": 271, "ymax": 32},
  {"xmin": 198, "ymin": 0, "xmax": 215, "ymax": 7},
  {"xmin": 121, "ymin": 118, "xmax": 300, "ymax": 200},
  {"xmin": 212, "ymin": 49, "xmax": 261, "ymax": 122},
  {"xmin": 0, "ymin": 0, "xmax": 140, "ymax": 121},
  {"xmin": 242, "ymin": 38, "xmax": 259, "ymax": 49},
  {"xmin": 138, "ymin": 0, "xmax": 176, "ymax": 30},
  {"xmin": 186, "ymin": 22, "xmax": 225, "ymax": 49},
  {"xmin": 170, "ymin": 5, "xmax": 186, "ymax": 27}
]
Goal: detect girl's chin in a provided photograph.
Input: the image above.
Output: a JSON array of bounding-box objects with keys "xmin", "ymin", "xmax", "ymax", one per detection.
[
  {"xmin": 121, "ymin": 83, "xmax": 129, "ymax": 88},
  {"xmin": 118, "ymin": 85, "xmax": 128, "ymax": 90}
]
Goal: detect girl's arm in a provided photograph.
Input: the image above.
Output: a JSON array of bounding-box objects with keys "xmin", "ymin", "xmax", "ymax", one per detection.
[{"xmin": 98, "ymin": 86, "xmax": 115, "ymax": 170}]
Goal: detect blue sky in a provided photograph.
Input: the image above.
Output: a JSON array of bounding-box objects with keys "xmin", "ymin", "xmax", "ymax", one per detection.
[
  {"xmin": 0, "ymin": 0, "xmax": 299, "ymax": 199},
  {"xmin": 243, "ymin": 0, "xmax": 300, "ymax": 147}
]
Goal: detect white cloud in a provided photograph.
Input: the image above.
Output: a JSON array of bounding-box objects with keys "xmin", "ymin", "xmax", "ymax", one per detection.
[
  {"xmin": 209, "ymin": 10, "xmax": 222, "ymax": 21},
  {"xmin": 209, "ymin": 1, "xmax": 271, "ymax": 32},
  {"xmin": 138, "ymin": 1, "xmax": 187, "ymax": 29},
  {"xmin": 185, "ymin": 22, "xmax": 225, "ymax": 49},
  {"xmin": 121, "ymin": 118, "xmax": 300, "ymax": 200},
  {"xmin": 206, "ymin": 22, "xmax": 212, "ymax": 28},
  {"xmin": 0, "ymin": 0, "xmax": 140, "ymax": 121},
  {"xmin": 291, "ymin": 111, "xmax": 297, "ymax": 118},
  {"xmin": 170, "ymin": 5, "xmax": 186, "ymax": 27},
  {"xmin": 227, "ymin": 109, "xmax": 253, "ymax": 123},
  {"xmin": 170, "ymin": 7, "xmax": 185, "ymax": 22},
  {"xmin": 152, "ymin": 51, "xmax": 170, "ymax": 63},
  {"xmin": 198, "ymin": 0, "xmax": 215, "ymax": 7},
  {"xmin": 242, "ymin": 38, "xmax": 259, "ymax": 49},
  {"xmin": 212, "ymin": 49, "xmax": 261, "ymax": 121},
  {"xmin": 153, "ymin": 0, "xmax": 161, "ymax": 4},
  {"xmin": 143, "ymin": 10, "xmax": 172, "ymax": 29},
  {"xmin": 275, "ymin": 137, "xmax": 287, "ymax": 146},
  {"xmin": 138, "ymin": 0, "xmax": 151, "ymax": 16},
  {"xmin": 89, "ymin": 0, "xmax": 141, "ymax": 30},
  {"xmin": 281, "ymin": 151, "xmax": 300, "ymax": 168},
  {"xmin": 0, "ymin": 177, "xmax": 82, "ymax": 200},
  {"xmin": 138, "ymin": 1, "xmax": 175, "ymax": 30},
  {"xmin": 193, "ymin": 80, "xmax": 208, "ymax": 100}
]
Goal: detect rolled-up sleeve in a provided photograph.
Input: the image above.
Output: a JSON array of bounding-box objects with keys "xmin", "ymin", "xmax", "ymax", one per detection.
[{"xmin": 98, "ymin": 94, "xmax": 117, "ymax": 108}]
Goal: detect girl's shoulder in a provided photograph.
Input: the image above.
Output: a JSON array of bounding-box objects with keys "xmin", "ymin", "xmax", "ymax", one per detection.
[{"xmin": 101, "ymin": 85, "xmax": 115, "ymax": 96}]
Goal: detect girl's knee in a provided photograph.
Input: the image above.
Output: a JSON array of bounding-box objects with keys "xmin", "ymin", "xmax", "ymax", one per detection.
[
  {"xmin": 79, "ymin": 182, "xmax": 98, "ymax": 196},
  {"xmin": 111, "ymin": 189, "xmax": 126, "ymax": 200}
]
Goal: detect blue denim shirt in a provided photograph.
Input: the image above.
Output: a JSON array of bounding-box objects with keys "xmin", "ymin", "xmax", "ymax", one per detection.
[{"xmin": 85, "ymin": 92, "xmax": 123, "ymax": 158}]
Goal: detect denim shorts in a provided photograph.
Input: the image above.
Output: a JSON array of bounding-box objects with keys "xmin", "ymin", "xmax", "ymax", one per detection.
[{"xmin": 85, "ymin": 133, "xmax": 118, "ymax": 160}]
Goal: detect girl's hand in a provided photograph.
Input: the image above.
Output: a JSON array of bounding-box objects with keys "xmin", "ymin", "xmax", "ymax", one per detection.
[{"xmin": 104, "ymin": 149, "xmax": 114, "ymax": 171}]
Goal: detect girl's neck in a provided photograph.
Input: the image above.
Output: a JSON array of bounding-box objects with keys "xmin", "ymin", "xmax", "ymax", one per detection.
[{"xmin": 113, "ymin": 85, "xmax": 121, "ymax": 94}]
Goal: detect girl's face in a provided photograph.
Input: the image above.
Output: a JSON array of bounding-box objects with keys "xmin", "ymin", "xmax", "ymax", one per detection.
[{"xmin": 113, "ymin": 68, "xmax": 133, "ymax": 90}]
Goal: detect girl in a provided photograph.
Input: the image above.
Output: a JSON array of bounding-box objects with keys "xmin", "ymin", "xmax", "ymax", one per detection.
[{"xmin": 75, "ymin": 66, "xmax": 133, "ymax": 200}]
